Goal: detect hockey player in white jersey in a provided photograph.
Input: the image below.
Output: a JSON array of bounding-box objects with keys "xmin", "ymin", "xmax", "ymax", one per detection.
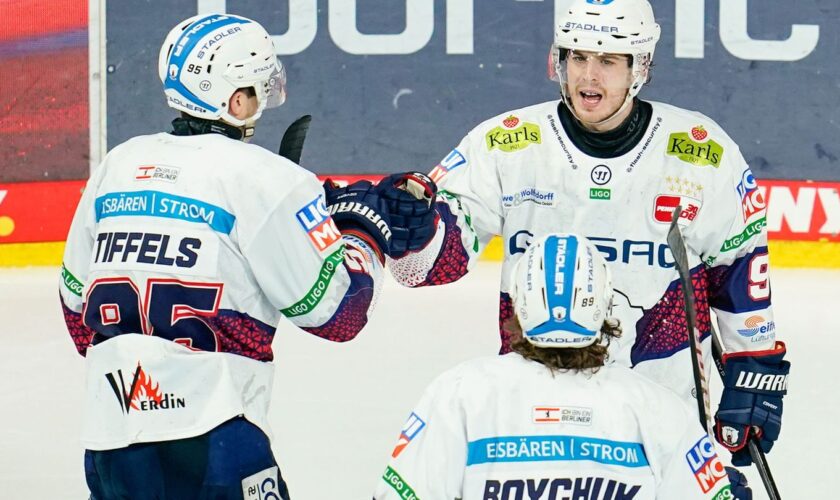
[
  {"xmin": 59, "ymin": 13, "xmax": 401, "ymax": 499},
  {"xmin": 379, "ymin": 0, "xmax": 790, "ymax": 469},
  {"xmin": 374, "ymin": 233, "xmax": 752, "ymax": 500}
]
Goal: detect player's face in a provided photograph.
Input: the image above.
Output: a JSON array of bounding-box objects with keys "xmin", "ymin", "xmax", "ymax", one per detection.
[{"xmin": 564, "ymin": 50, "xmax": 633, "ymax": 131}]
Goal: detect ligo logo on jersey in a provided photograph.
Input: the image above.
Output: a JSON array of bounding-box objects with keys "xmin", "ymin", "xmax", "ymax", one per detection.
[
  {"xmin": 667, "ymin": 128, "xmax": 724, "ymax": 168},
  {"xmin": 653, "ymin": 195, "xmax": 701, "ymax": 225},
  {"xmin": 736, "ymin": 168, "xmax": 766, "ymax": 221},
  {"xmin": 106, "ymin": 363, "xmax": 186, "ymax": 415},
  {"xmin": 486, "ymin": 118, "xmax": 542, "ymax": 153},
  {"xmin": 430, "ymin": 149, "xmax": 467, "ymax": 183},
  {"xmin": 685, "ymin": 435, "xmax": 727, "ymax": 493},
  {"xmin": 391, "ymin": 412, "xmax": 426, "ymax": 458},
  {"xmin": 296, "ymin": 195, "xmax": 341, "ymax": 252}
]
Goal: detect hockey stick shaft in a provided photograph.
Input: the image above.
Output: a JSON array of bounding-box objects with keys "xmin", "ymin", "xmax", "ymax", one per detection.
[
  {"xmin": 278, "ymin": 115, "xmax": 312, "ymax": 164},
  {"xmin": 667, "ymin": 207, "xmax": 781, "ymax": 500}
]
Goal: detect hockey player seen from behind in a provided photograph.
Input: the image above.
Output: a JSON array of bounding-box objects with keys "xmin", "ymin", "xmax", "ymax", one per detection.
[
  {"xmin": 374, "ymin": 233, "xmax": 752, "ymax": 500},
  {"xmin": 59, "ymin": 13, "xmax": 402, "ymax": 499},
  {"xmin": 377, "ymin": 0, "xmax": 790, "ymax": 470}
]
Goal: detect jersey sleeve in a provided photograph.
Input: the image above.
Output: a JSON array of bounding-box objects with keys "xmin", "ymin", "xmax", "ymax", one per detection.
[
  {"xmin": 688, "ymin": 142, "xmax": 776, "ymax": 354},
  {"xmin": 389, "ymin": 129, "xmax": 503, "ymax": 287},
  {"xmin": 60, "ymin": 164, "xmax": 107, "ymax": 356},
  {"xmin": 373, "ymin": 370, "xmax": 467, "ymax": 500},
  {"xmin": 240, "ymin": 173, "xmax": 383, "ymax": 342}
]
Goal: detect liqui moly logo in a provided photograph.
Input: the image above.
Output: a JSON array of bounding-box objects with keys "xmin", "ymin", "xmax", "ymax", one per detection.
[
  {"xmin": 105, "ymin": 363, "xmax": 186, "ymax": 414},
  {"xmin": 429, "ymin": 149, "xmax": 467, "ymax": 183},
  {"xmin": 685, "ymin": 436, "xmax": 726, "ymax": 493},
  {"xmin": 296, "ymin": 195, "xmax": 341, "ymax": 252},
  {"xmin": 653, "ymin": 195, "xmax": 701, "ymax": 224},
  {"xmin": 391, "ymin": 412, "xmax": 426, "ymax": 458},
  {"xmin": 736, "ymin": 169, "xmax": 766, "ymax": 221}
]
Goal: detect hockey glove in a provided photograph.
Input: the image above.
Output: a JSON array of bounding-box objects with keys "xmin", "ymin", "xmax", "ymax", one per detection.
[
  {"xmin": 375, "ymin": 172, "xmax": 438, "ymax": 259},
  {"xmin": 714, "ymin": 341, "xmax": 789, "ymax": 466},
  {"xmin": 725, "ymin": 466, "xmax": 752, "ymax": 500},
  {"xmin": 323, "ymin": 179, "xmax": 392, "ymax": 264}
]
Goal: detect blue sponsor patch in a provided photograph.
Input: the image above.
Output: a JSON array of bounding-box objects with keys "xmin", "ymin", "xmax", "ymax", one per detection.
[
  {"xmin": 467, "ymin": 435, "xmax": 648, "ymax": 468},
  {"xmin": 94, "ymin": 191, "xmax": 235, "ymax": 234}
]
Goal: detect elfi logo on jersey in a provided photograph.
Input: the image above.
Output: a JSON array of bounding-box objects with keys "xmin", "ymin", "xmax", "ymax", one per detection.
[
  {"xmin": 685, "ymin": 435, "xmax": 727, "ymax": 493},
  {"xmin": 296, "ymin": 195, "xmax": 341, "ymax": 252}
]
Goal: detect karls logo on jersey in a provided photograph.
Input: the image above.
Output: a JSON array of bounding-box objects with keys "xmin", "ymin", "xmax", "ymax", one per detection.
[
  {"xmin": 134, "ymin": 164, "xmax": 180, "ymax": 183},
  {"xmin": 736, "ymin": 168, "xmax": 766, "ymax": 221},
  {"xmin": 391, "ymin": 412, "xmax": 426, "ymax": 458},
  {"xmin": 666, "ymin": 127, "xmax": 724, "ymax": 168},
  {"xmin": 502, "ymin": 188, "xmax": 556, "ymax": 208},
  {"xmin": 486, "ymin": 116, "xmax": 542, "ymax": 152},
  {"xmin": 653, "ymin": 195, "xmax": 701, "ymax": 225},
  {"xmin": 483, "ymin": 477, "xmax": 640, "ymax": 500},
  {"xmin": 295, "ymin": 195, "xmax": 341, "ymax": 252},
  {"xmin": 737, "ymin": 315, "xmax": 776, "ymax": 339},
  {"xmin": 106, "ymin": 363, "xmax": 186, "ymax": 414},
  {"xmin": 532, "ymin": 406, "xmax": 593, "ymax": 426},
  {"xmin": 429, "ymin": 149, "xmax": 467, "ymax": 183},
  {"xmin": 685, "ymin": 435, "xmax": 727, "ymax": 493}
]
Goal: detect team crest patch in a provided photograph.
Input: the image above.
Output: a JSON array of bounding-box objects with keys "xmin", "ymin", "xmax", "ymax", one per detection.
[
  {"xmin": 486, "ymin": 116, "xmax": 542, "ymax": 152},
  {"xmin": 666, "ymin": 126, "xmax": 724, "ymax": 168}
]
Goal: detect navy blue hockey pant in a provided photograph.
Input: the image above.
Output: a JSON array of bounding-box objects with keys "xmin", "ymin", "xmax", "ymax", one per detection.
[{"xmin": 84, "ymin": 417, "xmax": 290, "ymax": 499}]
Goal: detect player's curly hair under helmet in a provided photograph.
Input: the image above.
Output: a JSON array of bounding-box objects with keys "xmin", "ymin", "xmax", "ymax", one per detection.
[
  {"xmin": 158, "ymin": 13, "xmax": 287, "ymax": 127},
  {"xmin": 549, "ymin": 0, "xmax": 661, "ymax": 124},
  {"xmin": 508, "ymin": 233, "xmax": 621, "ymax": 372}
]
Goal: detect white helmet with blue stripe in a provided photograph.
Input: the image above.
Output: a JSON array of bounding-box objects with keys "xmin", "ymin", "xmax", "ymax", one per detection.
[
  {"xmin": 158, "ymin": 14, "xmax": 286, "ymax": 126},
  {"xmin": 511, "ymin": 233, "xmax": 614, "ymax": 348}
]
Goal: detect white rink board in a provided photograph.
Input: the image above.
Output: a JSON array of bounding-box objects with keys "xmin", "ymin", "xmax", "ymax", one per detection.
[{"xmin": 0, "ymin": 263, "xmax": 836, "ymax": 499}]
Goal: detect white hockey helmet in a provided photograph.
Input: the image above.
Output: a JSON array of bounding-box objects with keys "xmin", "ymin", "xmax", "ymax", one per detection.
[
  {"xmin": 158, "ymin": 13, "xmax": 287, "ymax": 126},
  {"xmin": 510, "ymin": 233, "xmax": 614, "ymax": 349},
  {"xmin": 549, "ymin": 0, "xmax": 661, "ymax": 107}
]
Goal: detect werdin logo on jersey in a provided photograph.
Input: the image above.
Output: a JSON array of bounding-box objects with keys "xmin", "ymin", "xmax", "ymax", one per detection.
[
  {"xmin": 296, "ymin": 195, "xmax": 341, "ymax": 252},
  {"xmin": 135, "ymin": 164, "xmax": 180, "ymax": 183},
  {"xmin": 502, "ymin": 188, "xmax": 556, "ymax": 208},
  {"xmin": 483, "ymin": 477, "xmax": 640, "ymax": 500},
  {"xmin": 106, "ymin": 363, "xmax": 186, "ymax": 415},
  {"xmin": 486, "ymin": 117, "xmax": 542, "ymax": 152},
  {"xmin": 685, "ymin": 435, "xmax": 727, "ymax": 494},
  {"xmin": 666, "ymin": 128, "xmax": 724, "ymax": 168}
]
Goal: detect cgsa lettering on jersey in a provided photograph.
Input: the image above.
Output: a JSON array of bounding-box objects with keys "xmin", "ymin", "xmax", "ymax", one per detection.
[
  {"xmin": 296, "ymin": 195, "xmax": 341, "ymax": 251},
  {"xmin": 685, "ymin": 436, "xmax": 727, "ymax": 493}
]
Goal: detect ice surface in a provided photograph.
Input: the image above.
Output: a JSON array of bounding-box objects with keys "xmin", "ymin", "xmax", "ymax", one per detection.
[{"xmin": 0, "ymin": 263, "xmax": 836, "ymax": 499}]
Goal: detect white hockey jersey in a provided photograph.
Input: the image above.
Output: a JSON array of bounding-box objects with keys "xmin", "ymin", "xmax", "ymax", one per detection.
[
  {"xmin": 374, "ymin": 354, "xmax": 733, "ymax": 500},
  {"xmin": 59, "ymin": 132, "xmax": 382, "ymax": 449},
  {"xmin": 391, "ymin": 100, "xmax": 775, "ymax": 403}
]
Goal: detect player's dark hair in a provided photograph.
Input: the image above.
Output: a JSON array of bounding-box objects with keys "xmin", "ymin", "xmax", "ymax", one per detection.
[{"xmin": 507, "ymin": 317, "xmax": 622, "ymax": 374}]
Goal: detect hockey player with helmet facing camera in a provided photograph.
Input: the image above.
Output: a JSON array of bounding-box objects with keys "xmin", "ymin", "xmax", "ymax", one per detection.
[
  {"xmin": 59, "ymin": 13, "xmax": 411, "ymax": 499},
  {"xmin": 374, "ymin": 233, "xmax": 753, "ymax": 499},
  {"xmin": 378, "ymin": 0, "xmax": 790, "ymax": 480}
]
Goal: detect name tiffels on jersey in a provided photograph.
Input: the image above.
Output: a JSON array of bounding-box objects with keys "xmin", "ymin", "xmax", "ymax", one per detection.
[
  {"xmin": 391, "ymin": 412, "xmax": 426, "ymax": 458},
  {"xmin": 430, "ymin": 149, "xmax": 467, "ymax": 183},
  {"xmin": 486, "ymin": 115, "xmax": 542, "ymax": 153},
  {"xmin": 106, "ymin": 363, "xmax": 186, "ymax": 414},
  {"xmin": 666, "ymin": 126, "xmax": 724, "ymax": 168},
  {"xmin": 653, "ymin": 195, "xmax": 701, "ymax": 225},
  {"xmin": 135, "ymin": 164, "xmax": 180, "ymax": 183},
  {"xmin": 93, "ymin": 231, "xmax": 201, "ymax": 269},
  {"xmin": 296, "ymin": 195, "xmax": 341, "ymax": 252},
  {"xmin": 483, "ymin": 477, "xmax": 640, "ymax": 500},
  {"xmin": 736, "ymin": 168, "xmax": 766, "ymax": 221},
  {"xmin": 685, "ymin": 435, "xmax": 727, "ymax": 494},
  {"xmin": 502, "ymin": 188, "xmax": 557, "ymax": 208},
  {"xmin": 532, "ymin": 406, "xmax": 593, "ymax": 426}
]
